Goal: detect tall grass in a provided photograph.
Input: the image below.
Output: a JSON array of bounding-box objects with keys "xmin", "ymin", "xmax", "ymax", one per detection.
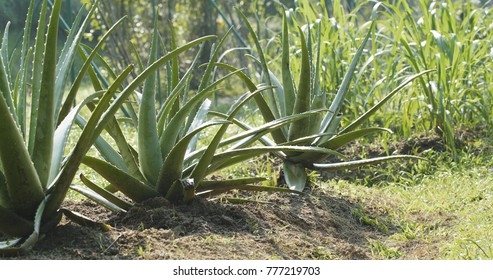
[{"xmin": 270, "ymin": 0, "xmax": 493, "ymax": 154}]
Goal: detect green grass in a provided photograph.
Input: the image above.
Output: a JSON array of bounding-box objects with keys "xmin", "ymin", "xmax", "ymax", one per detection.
[{"xmin": 323, "ymin": 148, "xmax": 493, "ymax": 259}]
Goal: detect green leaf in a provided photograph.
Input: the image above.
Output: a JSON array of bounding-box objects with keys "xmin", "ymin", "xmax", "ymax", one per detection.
[
  {"xmin": 308, "ymin": 155, "xmax": 424, "ymax": 171},
  {"xmin": 156, "ymin": 120, "xmax": 229, "ymax": 196},
  {"xmin": 49, "ymin": 92, "xmax": 102, "ymax": 185},
  {"xmin": 58, "ymin": 15, "xmax": 126, "ymax": 123},
  {"xmin": 321, "ymin": 128, "xmax": 392, "ymax": 150},
  {"xmin": 283, "ymin": 161, "xmax": 307, "ymax": 191},
  {"xmin": 206, "ymin": 146, "xmax": 343, "ymax": 175},
  {"xmin": 0, "ymin": 205, "xmax": 34, "ymax": 237},
  {"xmin": 44, "ymin": 65, "xmax": 134, "ymax": 217},
  {"xmin": 32, "ymin": 0, "xmax": 62, "ymax": 187},
  {"xmin": 214, "ymin": 63, "xmax": 287, "ymax": 144},
  {"xmin": 70, "ymin": 184, "xmax": 126, "ymax": 213},
  {"xmin": 197, "ymin": 177, "xmax": 269, "ymax": 192},
  {"xmin": 317, "ymin": 21, "xmax": 375, "ymax": 145},
  {"xmin": 236, "ymin": 8, "xmax": 279, "ymax": 119},
  {"xmin": 340, "ymin": 70, "xmax": 435, "ymax": 134},
  {"xmin": 28, "ymin": 0, "xmax": 49, "ymax": 155},
  {"xmin": 82, "ymin": 156, "xmax": 159, "ymax": 203},
  {"xmin": 0, "ymin": 33, "xmax": 14, "ymax": 120},
  {"xmin": 0, "ymin": 89, "xmax": 44, "ymax": 218},
  {"xmin": 190, "ymin": 86, "xmax": 274, "ymax": 184},
  {"xmin": 159, "ymin": 69, "xmax": 242, "ymax": 161},
  {"xmin": 198, "ymin": 27, "xmax": 233, "ymax": 91},
  {"xmin": 54, "ymin": 1, "xmax": 100, "ymax": 118},
  {"xmin": 139, "ymin": 15, "xmax": 163, "ymax": 185},
  {"xmin": 288, "ymin": 26, "xmax": 312, "ymax": 142},
  {"xmin": 185, "ymin": 99, "xmax": 211, "ymax": 154},
  {"xmin": 76, "ymin": 116, "xmax": 128, "ymax": 172},
  {"xmin": 281, "ymin": 11, "xmax": 296, "ymax": 117},
  {"xmin": 78, "ymin": 174, "xmax": 131, "ymax": 211}
]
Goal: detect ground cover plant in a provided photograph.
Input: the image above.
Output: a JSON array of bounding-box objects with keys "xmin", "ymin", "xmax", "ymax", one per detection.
[{"xmin": 1, "ymin": 0, "xmax": 492, "ymax": 260}]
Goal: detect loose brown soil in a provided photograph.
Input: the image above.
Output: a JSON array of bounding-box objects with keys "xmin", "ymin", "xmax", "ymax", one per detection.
[{"xmin": 1, "ymin": 188, "xmax": 395, "ymax": 260}]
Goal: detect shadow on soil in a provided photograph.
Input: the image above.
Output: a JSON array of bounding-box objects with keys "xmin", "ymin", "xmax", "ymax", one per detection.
[{"xmin": 2, "ymin": 189, "xmax": 396, "ymax": 260}]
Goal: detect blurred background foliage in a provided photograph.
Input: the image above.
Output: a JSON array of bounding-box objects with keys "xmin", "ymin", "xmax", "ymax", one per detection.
[{"xmin": 2, "ymin": 0, "xmax": 493, "ymax": 150}]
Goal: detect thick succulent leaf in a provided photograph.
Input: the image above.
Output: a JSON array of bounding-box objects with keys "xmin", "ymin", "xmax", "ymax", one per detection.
[
  {"xmin": 169, "ymin": 26, "xmax": 181, "ymax": 119},
  {"xmin": 139, "ymin": 15, "xmax": 163, "ymax": 186},
  {"xmin": 321, "ymin": 128, "xmax": 392, "ymax": 150},
  {"xmin": 309, "ymin": 22, "xmax": 325, "ymax": 136},
  {"xmin": 156, "ymin": 121, "xmax": 228, "ymax": 196},
  {"xmin": 0, "ymin": 171, "xmax": 10, "ymax": 208},
  {"xmin": 190, "ymin": 86, "xmax": 273, "ymax": 184},
  {"xmin": 32, "ymin": 0, "xmax": 62, "ymax": 187},
  {"xmin": 70, "ymin": 184, "xmax": 126, "ymax": 213},
  {"xmin": 283, "ymin": 161, "xmax": 308, "ymax": 191},
  {"xmin": 207, "ymin": 111, "xmax": 277, "ymax": 147},
  {"xmin": 44, "ymin": 66, "xmax": 134, "ymax": 217},
  {"xmin": 78, "ymin": 174, "xmax": 131, "ymax": 211},
  {"xmin": 159, "ymin": 69, "xmax": 242, "ymax": 161},
  {"xmin": 16, "ymin": 0, "xmax": 36, "ymax": 134},
  {"xmin": 58, "ymin": 16, "xmax": 126, "ymax": 123},
  {"xmin": 317, "ymin": 21, "xmax": 375, "ymax": 145},
  {"xmin": 82, "ymin": 156, "xmax": 159, "ymax": 203},
  {"xmin": 214, "ymin": 63, "xmax": 287, "ymax": 144},
  {"xmin": 49, "ymin": 93, "xmax": 103, "ymax": 185},
  {"xmin": 197, "ymin": 177, "xmax": 269, "ymax": 192},
  {"xmin": 1, "ymin": 23, "xmax": 10, "ymax": 76},
  {"xmin": 54, "ymin": 1, "xmax": 100, "ymax": 117},
  {"xmin": 14, "ymin": 48, "xmax": 33, "ymax": 139},
  {"xmin": 0, "ymin": 89, "xmax": 44, "ymax": 218},
  {"xmin": 224, "ymin": 110, "xmax": 326, "ymax": 151},
  {"xmin": 157, "ymin": 58, "xmax": 197, "ymax": 135},
  {"xmin": 76, "ymin": 49, "xmax": 142, "ymax": 181},
  {"xmin": 0, "ymin": 205, "xmax": 34, "ymax": 237},
  {"xmin": 288, "ymin": 27, "xmax": 312, "ymax": 142},
  {"xmin": 288, "ymin": 127, "xmax": 393, "ymax": 165},
  {"xmin": 237, "ymin": 8, "xmax": 279, "ymax": 118},
  {"xmin": 59, "ymin": 208, "xmax": 113, "ymax": 231},
  {"xmin": 207, "ymin": 146, "xmax": 344, "ymax": 175},
  {"xmin": 197, "ymin": 184, "xmax": 303, "ymax": 198},
  {"xmin": 76, "ymin": 116, "xmax": 127, "ymax": 172},
  {"xmin": 281, "ymin": 11, "xmax": 296, "ymax": 118},
  {"xmin": 28, "ymin": 0, "xmax": 49, "ymax": 155},
  {"xmin": 339, "ymin": 70, "xmax": 435, "ymax": 134},
  {"xmin": 185, "ymin": 99, "xmax": 211, "ymax": 154},
  {"xmin": 184, "ymin": 110, "xmax": 324, "ymax": 169},
  {"xmin": 0, "ymin": 195, "xmax": 58, "ymax": 255},
  {"xmin": 198, "ymin": 28, "xmax": 233, "ymax": 91},
  {"xmin": 216, "ymin": 63, "xmax": 287, "ymax": 143},
  {"xmin": 308, "ymin": 155, "xmax": 424, "ymax": 171},
  {"xmin": 0, "ymin": 37, "xmax": 14, "ymax": 119}
]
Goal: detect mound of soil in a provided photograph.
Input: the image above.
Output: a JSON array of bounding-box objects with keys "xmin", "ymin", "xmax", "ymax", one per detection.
[{"xmin": 2, "ymin": 189, "xmax": 389, "ymax": 260}]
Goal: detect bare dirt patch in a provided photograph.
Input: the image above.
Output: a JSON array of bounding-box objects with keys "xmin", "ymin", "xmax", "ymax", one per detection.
[{"xmin": 2, "ymin": 189, "xmax": 394, "ymax": 260}]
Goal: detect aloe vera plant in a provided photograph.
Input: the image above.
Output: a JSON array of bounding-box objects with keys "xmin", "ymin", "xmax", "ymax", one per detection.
[
  {"xmin": 73, "ymin": 20, "xmax": 338, "ymax": 211},
  {"xmin": 0, "ymin": 0, "xmax": 213, "ymax": 254},
  {"xmin": 224, "ymin": 9, "xmax": 429, "ymax": 191}
]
